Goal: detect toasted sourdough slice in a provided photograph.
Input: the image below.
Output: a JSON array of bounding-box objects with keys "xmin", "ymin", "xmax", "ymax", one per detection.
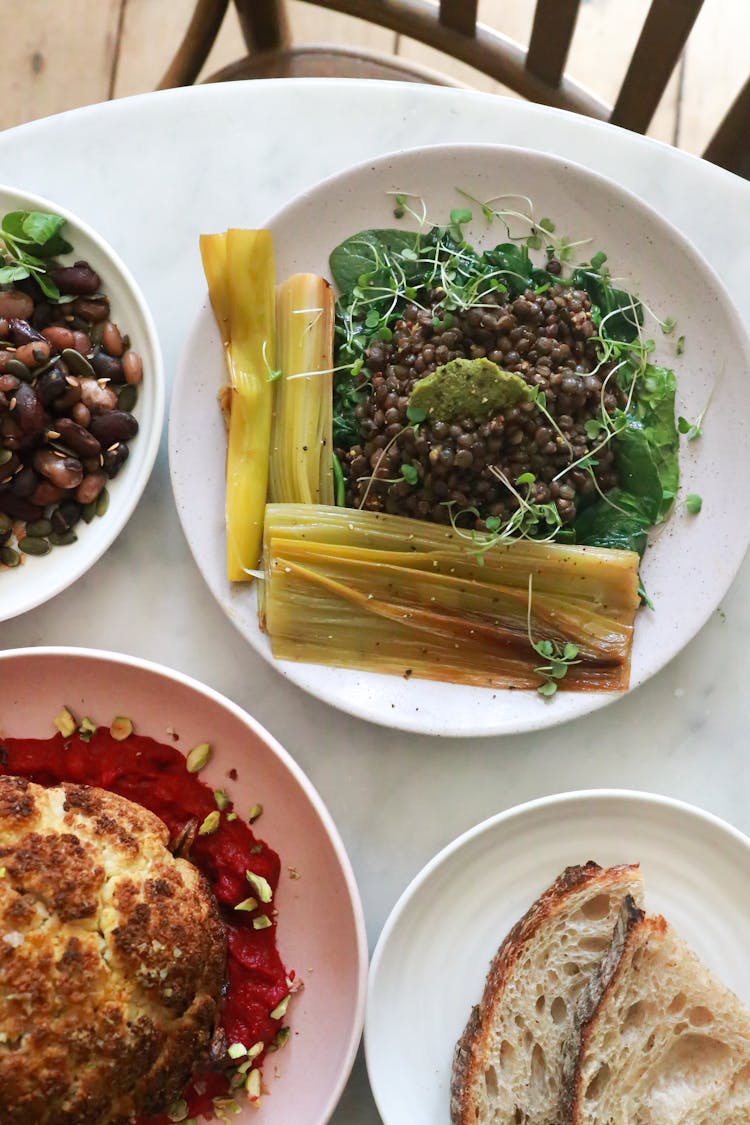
[
  {"xmin": 451, "ymin": 862, "xmax": 644, "ymax": 1125},
  {"xmin": 566, "ymin": 898, "xmax": 750, "ymax": 1124}
]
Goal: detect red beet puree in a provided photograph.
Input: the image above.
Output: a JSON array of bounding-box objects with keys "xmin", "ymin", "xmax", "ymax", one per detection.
[{"xmin": 0, "ymin": 729, "xmax": 293, "ymax": 1122}]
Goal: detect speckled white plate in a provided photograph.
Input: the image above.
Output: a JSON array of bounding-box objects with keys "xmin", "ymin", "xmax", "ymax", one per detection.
[
  {"xmin": 365, "ymin": 790, "xmax": 750, "ymax": 1125},
  {"xmin": 0, "ymin": 186, "xmax": 164, "ymax": 622},
  {"xmin": 169, "ymin": 143, "xmax": 750, "ymax": 736},
  {"xmin": 0, "ymin": 647, "xmax": 367, "ymax": 1124}
]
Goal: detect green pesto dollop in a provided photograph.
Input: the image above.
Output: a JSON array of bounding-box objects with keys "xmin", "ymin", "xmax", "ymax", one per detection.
[{"xmin": 408, "ymin": 357, "xmax": 529, "ymax": 423}]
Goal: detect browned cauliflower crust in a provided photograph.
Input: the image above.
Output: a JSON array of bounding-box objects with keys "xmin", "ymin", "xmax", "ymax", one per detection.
[{"xmin": 0, "ymin": 775, "xmax": 227, "ymax": 1124}]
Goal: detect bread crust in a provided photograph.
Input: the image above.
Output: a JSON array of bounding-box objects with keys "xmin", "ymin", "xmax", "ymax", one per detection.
[
  {"xmin": 451, "ymin": 862, "xmax": 640, "ymax": 1125},
  {"xmin": 560, "ymin": 894, "xmax": 646, "ymax": 1123},
  {"xmin": 0, "ymin": 776, "xmax": 226, "ymax": 1124}
]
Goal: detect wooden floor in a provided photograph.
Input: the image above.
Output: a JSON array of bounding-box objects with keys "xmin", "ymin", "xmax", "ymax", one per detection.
[{"xmin": 1, "ymin": 0, "xmax": 746, "ymax": 158}]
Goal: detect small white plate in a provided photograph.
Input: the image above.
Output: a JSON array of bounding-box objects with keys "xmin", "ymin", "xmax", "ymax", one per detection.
[
  {"xmin": 0, "ymin": 185, "xmax": 164, "ymax": 622},
  {"xmin": 169, "ymin": 143, "xmax": 750, "ymax": 736},
  {"xmin": 365, "ymin": 790, "xmax": 750, "ymax": 1125}
]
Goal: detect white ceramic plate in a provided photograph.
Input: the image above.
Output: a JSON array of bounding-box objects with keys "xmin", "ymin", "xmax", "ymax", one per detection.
[
  {"xmin": 169, "ymin": 143, "xmax": 750, "ymax": 736},
  {"xmin": 0, "ymin": 647, "xmax": 367, "ymax": 1124},
  {"xmin": 0, "ymin": 185, "xmax": 164, "ymax": 622},
  {"xmin": 365, "ymin": 790, "xmax": 750, "ymax": 1124}
]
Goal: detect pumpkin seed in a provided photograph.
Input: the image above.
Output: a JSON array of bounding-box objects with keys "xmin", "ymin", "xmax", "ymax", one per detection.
[
  {"xmin": 90, "ymin": 323, "xmax": 105, "ymax": 346},
  {"xmin": 117, "ymin": 384, "xmax": 137, "ymax": 412},
  {"xmin": 6, "ymin": 358, "xmax": 31, "ymax": 381},
  {"xmin": 81, "ymin": 500, "xmax": 97, "ymax": 523},
  {"xmin": 49, "ymin": 530, "xmax": 78, "ymax": 546},
  {"xmin": 0, "ymin": 546, "xmax": 19, "ymax": 567},
  {"xmin": 0, "ymin": 513, "xmax": 12, "ymax": 535},
  {"xmin": 18, "ymin": 536, "xmax": 50, "ymax": 556},
  {"xmin": 0, "ymin": 450, "xmax": 12, "ymax": 467},
  {"xmin": 26, "ymin": 518, "xmax": 53, "ymax": 538},
  {"xmin": 96, "ymin": 488, "xmax": 109, "ymax": 517},
  {"xmin": 61, "ymin": 348, "xmax": 95, "ymax": 378}
]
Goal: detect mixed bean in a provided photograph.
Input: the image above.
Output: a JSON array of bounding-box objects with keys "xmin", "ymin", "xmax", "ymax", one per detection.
[
  {"xmin": 0, "ymin": 262, "xmax": 143, "ymax": 567},
  {"xmin": 338, "ymin": 277, "xmax": 619, "ymax": 527}
]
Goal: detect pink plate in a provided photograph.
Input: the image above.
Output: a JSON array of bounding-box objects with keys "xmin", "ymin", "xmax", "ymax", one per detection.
[{"xmin": 0, "ymin": 647, "xmax": 367, "ymax": 1124}]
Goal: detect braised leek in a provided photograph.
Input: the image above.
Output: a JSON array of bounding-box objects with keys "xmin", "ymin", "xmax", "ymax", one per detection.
[
  {"xmin": 201, "ymin": 229, "xmax": 275, "ymax": 581},
  {"xmin": 269, "ymin": 274, "xmax": 334, "ymax": 505},
  {"xmin": 261, "ymin": 504, "xmax": 640, "ymax": 692}
]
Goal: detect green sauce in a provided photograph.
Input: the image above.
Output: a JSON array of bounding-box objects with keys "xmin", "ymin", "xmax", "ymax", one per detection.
[{"xmin": 408, "ymin": 357, "xmax": 529, "ymax": 423}]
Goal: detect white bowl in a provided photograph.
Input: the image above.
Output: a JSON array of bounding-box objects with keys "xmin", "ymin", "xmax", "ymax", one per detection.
[
  {"xmin": 0, "ymin": 646, "xmax": 367, "ymax": 1124},
  {"xmin": 366, "ymin": 790, "xmax": 750, "ymax": 1124},
  {"xmin": 0, "ymin": 185, "xmax": 164, "ymax": 622},
  {"xmin": 169, "ymin": 143, "xmax": 750, "ymax": 736}
]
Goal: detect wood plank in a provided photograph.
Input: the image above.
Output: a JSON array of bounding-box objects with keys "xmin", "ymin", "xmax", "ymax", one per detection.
[
  {"xmin": 677, "ymin": 0, "xmax": 750, "ymax": 156},
  {"xmin": 0, "ymin": 0, "xmax": 122, "ymax": 131},
  {"xmin": 611, "ymin": 0, "xmax": 702, "ymax": 133},
  {"xmin": 286, "ymin": 0, "xmax": 397, "ymax": 52},
  {"xmin": 526, "ymin": 0, "xmax": 580, "ymax": 89}
]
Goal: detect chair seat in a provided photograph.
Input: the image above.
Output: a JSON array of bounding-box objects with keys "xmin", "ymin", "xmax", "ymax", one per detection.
[{"xmin": 205, "ymin": 44, "xmax": 463, "ymax": 85}]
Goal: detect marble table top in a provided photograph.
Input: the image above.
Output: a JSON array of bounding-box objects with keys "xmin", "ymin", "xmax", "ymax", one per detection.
[{"xmin": 1, "ymin": 79, "xmax": 749, "ymax": 1122}]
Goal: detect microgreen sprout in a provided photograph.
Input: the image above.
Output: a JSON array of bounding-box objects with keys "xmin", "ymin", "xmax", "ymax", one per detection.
[
  {"xmin": 261, "ymin": 339, "xmax": 282, "ymax": 382},
  {"xmin": 677, "ymin": 389, "xmax": 712, "ymax": 441},
  {"xmin": 526, "ymin": 574, "xmax": 580, "ymax": 696},
  {"xmin": 685, "ymin": 493, "xmax": 703, "ymax": 514}
]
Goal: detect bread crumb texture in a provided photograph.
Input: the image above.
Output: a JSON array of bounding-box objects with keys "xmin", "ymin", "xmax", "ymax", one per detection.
[{"xmin": 0, "ymin": 775, "xmax": 226, "ymax": 1124}]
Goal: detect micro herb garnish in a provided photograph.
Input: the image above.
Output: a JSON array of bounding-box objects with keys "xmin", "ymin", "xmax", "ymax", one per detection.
[
  {"xmin": 685, "ymin": 493, "xmax": 702, "ymax": 514},
  {"xmin": 0, "ymin": 210, "xmax": 73, "ymax": 301},
  {"xmin": 400, "ymin": 463, "xmax": 419, "ymax": 485},
  {"xmin": 261, "ymin": 339, "xmax": 282, "ymax": 382},
  {"xmin": 526, "ymin": 574, "xmax": 580, "ymax": 697},
  {"xmin": 676, "ymin": 335, "xmax": 685, "ymax": 355},
  {"xmin": 448, "ymin": 207, "xmax": 473, "ymax": 242},
  {"xmin": 444, "ymin": 470, "xmax": 562, "ymax": 564},
  {"xmin": 677, "ymin": 390, "xmax": 712, "ymax": 442}
]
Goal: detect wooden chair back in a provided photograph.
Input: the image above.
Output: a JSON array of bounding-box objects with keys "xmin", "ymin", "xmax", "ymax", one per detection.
[{"xmin": 160, "ymin": 0, "xmax": 750, "ymax": 179}]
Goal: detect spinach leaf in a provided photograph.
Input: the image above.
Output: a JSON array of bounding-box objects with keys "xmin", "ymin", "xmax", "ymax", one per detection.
[
  {"xmin": 571, "ymin": 266, "xmax": 643, "ymax": 342},
  {"xmin": 329, "ymin": 228, "xmax": 422, "ymax": 295},
  {"xmin": 480, "ymin": 242, "xmax": 535, "ymax": 297},
  {"xmin": 573, "ymin": 488, "xmax": 653, "ymax": 556},
  {"xmin": 614, "ymin": 365, "xmax": 678, "ymax": 523}
]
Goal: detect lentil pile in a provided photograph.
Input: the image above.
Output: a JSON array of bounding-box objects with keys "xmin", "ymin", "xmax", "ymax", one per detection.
[
  {"xmin": 0, "ymin": 262, "xmax": 143, "ymax": 566},
  {"xmin": 337, "ymin": 276, "xmax": 620, "ymax": 529}
]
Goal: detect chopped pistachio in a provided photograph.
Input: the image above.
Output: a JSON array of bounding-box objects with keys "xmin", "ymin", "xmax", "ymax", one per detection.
[
  {"xmin": 227, "ymin": 1041, "xmax": 246, "ymax": 1060},
  {"xmin": 78, "ymin": 716, "xmax": 97, "ymax": 742},
  {"xmin": 199, "ymin": 810, "xmax": 220, "ymax": 836},
  {"xmin": 245, "ymin": 1068, "xmax": 261, "ymax": 1101},
  {"xmin": 167, "ymin": 1099, "xmax": 189, "ymax": 1122},
  {"xmin": 234, "ymin": 896, "xmax": 258, "ymax": 912},
  {"xmin": 54, "ymin": 707, "xmax": 76, "ymax": 738},
  {"xmin": 186, "ymin": 741, "xmax": 211, "ymax": 773},
  {"xmin": 214, "ymin": 788, "xmax": 229, "ymax": 811},
  {"xmin": 253, "ymin": 914, "xmax": 272, "ymax": 930},
  {"xmin": 269, "ymin": 994, "xmax": 290, "ymax": 1020},
  {"xmin": 247, "ymin": 1040, "xmax": 264, "ymax": 1060},
  {"xmin": 245, "ymin": 871, "xmax": 272, "ymax": 903},
  {"xmin": 109, "ymin": 715, "xmax": 133, "ymax": 741},
  {"xmin": 270, "ymin": 1026, "xmax": 290, "ymax": 1051},
  {"xmin": 226, "ymin": 812, "xmax": 238, "ymax": 822},
  {"xmin": 248, "ymin": 803, "xmax": 263, "ymax": 823}
]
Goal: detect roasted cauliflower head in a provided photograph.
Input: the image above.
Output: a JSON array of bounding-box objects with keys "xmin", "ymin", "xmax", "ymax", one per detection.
[{"xmin": 0, "ymin": 775, "xmax": 226, "ymax": 1124}]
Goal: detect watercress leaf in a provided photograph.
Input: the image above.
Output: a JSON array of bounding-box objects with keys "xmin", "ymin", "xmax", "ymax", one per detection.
[
  {"xmin": 516, "ymin": 472, "xmax": 535, "ymax": 485},
  {"xmin": 535, "ymin": 640, "xmax": 554, "ymax": 658},
  {"xmin": 401, "ymin": 463, "xmax": 418, "ymax": 485},
  {"xmin": 538, "ymin": 217, "xmax": 556, "ymax": 234},
  {"xmin": 329, "ymin": 228, "xmax": 422, "ymax": 295},
  {"xmin": 1, "ymin": 211, "xmax": 35, "ymax": 243},
  {"xmin": 34, "ymin": 271, "xmax": 60, "ymax": 300},
  {"xmin": 548, "ymin": 660, "xmax": 569, "ymax": 679},
  {"xmin": 537, "ymin": 680, "xmax": 558, "ymax": 697},
  {"xmin": 584, "ymin": 418, "xmax": 604, "ymax": 440},
  {"xmin": 406, "ymin": 404, "xmax": 426, "ymax": 424},
  {"xmin": 0, "ymin": 264, "xmax": 30, "ymax": 283},
  {"xmin": 563, "ymin": 643, "xmax": 579, "ymax": 661},
  {"xmin": 526, "ymin": 234, "xmax": 542, "ymax": 250},
  {"xmin": 615, "ymin": 364, "xmax": 679, "ymax": 523},
  {"xmin": 449, "ymin": 207, "xmax": 472, "ymax": 226},
  {"xmin": 685, "ymin": 493, "xmax": 702, "ymax": 514},
  {"xmin": 365, "ymin": 308, "xmax": 380, "ymax": 329},
  {"xmin": 589, "ymin": 250, "xmax": 607, "ymax": 271},
  {"xmin": 572, "ymin": 488, "xmax": 653, "ymax": 556},
  {"xmin": 485, "ymin": 516, "xmax": 501, "ymax": 532},
  {"xmin": 22, "ymin": 211, "xmax": 66, "ymax": 246},
  {"xmin": 677, "ymin": 415, "xmax": 691, "ymax": 434}
]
